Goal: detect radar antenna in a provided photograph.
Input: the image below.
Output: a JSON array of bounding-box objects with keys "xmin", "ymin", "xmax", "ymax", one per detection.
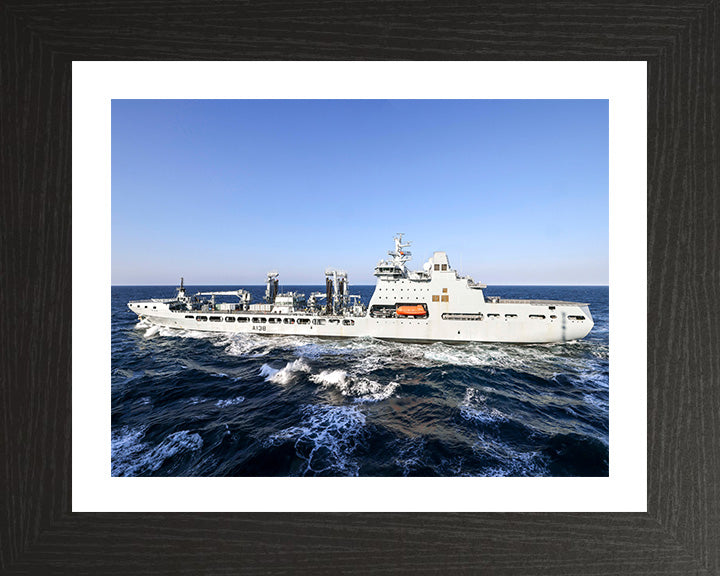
[{"xmin": 388, "ymin": 233, "xmax": 412, "ymax": 268}]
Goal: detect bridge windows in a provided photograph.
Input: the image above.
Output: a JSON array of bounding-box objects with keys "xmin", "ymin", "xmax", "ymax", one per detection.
[{"xmin": 225, "ymin": 317, "xmax": 236, "ymax": 322}]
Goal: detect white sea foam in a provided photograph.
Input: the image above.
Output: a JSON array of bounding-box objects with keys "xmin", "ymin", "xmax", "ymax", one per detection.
[
  {"xmin": 393, "ymin": 436, "xmax": 426, "ymax": 476},
  {"xmin": 353, "ymin": 353, "xmax": 386, "ymax": 373},
  {"xmin": 259, "ymin": 364, "xmax": 279, "ymax": 378},
  {"xmin": 459, "ymin": 387, "xmax": 509, "ymax": 424},
  {"xmin": 112, "ymin": 368, "xmax": 135, "ymax": 379},
  {"xmin": 582, "ymin": 392, "xmax": 609, "ymax": 410},
  {"xmin": 224, "ymin": 334, "xmax": 277, "ymax": 358},
  {"xmin": 138, "ymin": 320, "xmax": 215, "ymax": 341},
  {"xmin": 260, "ymin": 364, "xmax": 280, "ymax": 380},
  {"xmin": 111, "ymin": 427, "xmax": 203, "ymax": 476},
  {"xmin": 216, "ymin": 396, "xmax": 245, "ymax": 408},
  {"xmin": 310, "ymin": 369, "xmax": 347, "ymax": 387},
  {"xmin": 472, "ymin": 432, "xmax": 548, "ymax": 477},
  {"xmin": 142, "ymin": 325, "xmax": 162, "ymax": 338},
  {"xmin": 111, "ymin": 426, "xmax": 147, "ymax": 476},
  {"xmin": 590, "ymin": 345, "xmax": 609, "ymax": 360},
  {"xmin": 268, "ymin": 404, "xmax": 366, "ymax": 476},
  {"xmin": 262, "ymin": 358, "xmax": 312, "ymax": 384},
  {"xmin": 176, "ymin": 329, "xmax": 216, "ymax": 339},
  {"xmin": 310, "ymin": 369, "xmax": 399, "ymax": 402},
  {"xmin": 293, "ymin": 341, "xmax": 354, "ymax": 359}
]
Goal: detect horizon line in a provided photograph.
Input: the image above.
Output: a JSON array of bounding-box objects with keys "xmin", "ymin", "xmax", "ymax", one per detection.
[{"xmin": 112, "ymin": 283, "xmax": 610, "ymax": 287}]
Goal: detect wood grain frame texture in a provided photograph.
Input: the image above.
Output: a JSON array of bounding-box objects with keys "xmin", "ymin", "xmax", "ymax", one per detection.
[{"xmin": 0, "ymin": 1, "xmax": 718, "ymax": 574}]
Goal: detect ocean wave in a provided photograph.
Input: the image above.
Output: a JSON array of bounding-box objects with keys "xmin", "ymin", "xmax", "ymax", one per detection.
[
  {"xmin": 393, "ymin": 436, "xmax": 426, "ymax": 476},
  {"xmin": 137, "ymin": 320, "xmax": 218, "ymax": 341},
  {"xmin": 216, "ymin": 396, "xmax": 245, "ymax": 408},
  {"xmin": 114, "ymin": 286, "xmax": 608, "ymax": 477},
  {"xmin": 112, "ymin": 368, "xmax": 135, "ymax": 379},
  {"xmin": 575, "ymin": 369, "xmax": 610, "ymax": 391},
  {"xmin": 472, "ymin": 432, "xmax": 548, "ymax": 476},
  {"xmin": 142, "ymin": 324, "xmax": 162, "ymax": 338},
  {"xmin": 223, "ymin": 334, "xmax": 270, "ymax": 357},
  {"xmin": 459, "ymin": 387, "xmax": 509, "ymax": 424},
  {"xmin": 310, "ymin": 369, "xmax": 399, "ymax": 403},
  {"xmin": 260, "ymin": 358, "xmax": 312, "ymax": 384},
  {"xmin": 111, "ymin": 427, "xmax": 204, "ymax": 476},
  {"xmin": 268, "ymin": 404, "xmax": 366, "ymax": 476},
  {"xmin": 582, "ymin": 392, "xmax": 608, "ymax": 410},
  {"xmin": 215, "ymin": 331, "xmax": 607, "ymax": 390}
]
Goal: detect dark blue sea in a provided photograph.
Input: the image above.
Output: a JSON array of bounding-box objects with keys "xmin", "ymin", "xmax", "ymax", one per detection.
[{"xmin": 111, "ymin": 285, "xmax": 609, "ymax": 477}]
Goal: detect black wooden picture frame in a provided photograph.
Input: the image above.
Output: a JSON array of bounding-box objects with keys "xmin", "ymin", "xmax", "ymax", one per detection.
[{"xmin": 1, "ymin": 2, "xmax": 718, "ymax": 574}]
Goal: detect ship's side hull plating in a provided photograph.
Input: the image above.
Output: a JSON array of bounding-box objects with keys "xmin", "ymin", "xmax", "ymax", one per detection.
[{"xmin": 130, "ymin": 302, "xmax": 593, "ymax": 343}]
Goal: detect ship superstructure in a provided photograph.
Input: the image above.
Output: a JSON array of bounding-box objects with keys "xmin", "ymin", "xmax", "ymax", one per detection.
[{"xmin": 128, "ymin": 235, "xmax": 593, "ymax": 343}]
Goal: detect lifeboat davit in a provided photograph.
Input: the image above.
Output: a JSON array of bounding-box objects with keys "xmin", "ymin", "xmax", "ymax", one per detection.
[{"xmin": 396, "ymin": 305, "xmax": 427, "ymax": 316}]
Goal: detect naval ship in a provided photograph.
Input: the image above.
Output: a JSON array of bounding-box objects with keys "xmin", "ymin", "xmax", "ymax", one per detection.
[{"xmin": 128, "ymin": 235, "xmax": 593, "ymax": 343}]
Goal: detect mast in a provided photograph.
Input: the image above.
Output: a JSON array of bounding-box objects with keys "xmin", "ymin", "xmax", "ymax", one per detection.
[
  {"xmin": 374, "ymin": 234, "xmax": 412, "ymax": 279},
  {"xmin": 388, "ymin": 233, "xmax": 412, "ymax": 270},
  {"xmin": 264, "ymin": 271, "xmax": 279, "ymax": 304}
]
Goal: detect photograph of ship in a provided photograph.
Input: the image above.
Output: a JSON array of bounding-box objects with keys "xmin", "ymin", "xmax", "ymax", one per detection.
[{"xmin": 111, "ymin": 99, "xmax": 609, "ymax": 477}]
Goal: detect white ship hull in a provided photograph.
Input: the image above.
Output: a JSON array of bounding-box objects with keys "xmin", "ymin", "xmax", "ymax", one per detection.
[
  {"xmin": 129, "ymin": 236, "xmax": 594, "ymax": 344},
  {"xmin": 131, "ymin": 301, "xmax": 592, "ymax": 344}
]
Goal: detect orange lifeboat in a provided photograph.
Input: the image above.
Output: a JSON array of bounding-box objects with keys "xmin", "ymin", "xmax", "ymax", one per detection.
[{"xmin": 396, "ymin": 305, "xmax": 427, "ymax": 316}]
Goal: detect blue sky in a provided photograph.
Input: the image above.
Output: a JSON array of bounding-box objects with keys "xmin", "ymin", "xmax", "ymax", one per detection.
[{"xmin": 112, "ymin": 99, "xmax": 608, "ymax": 285}]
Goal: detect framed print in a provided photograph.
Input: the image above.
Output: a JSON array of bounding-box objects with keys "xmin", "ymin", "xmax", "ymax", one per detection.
[
  {"xmin": 2, "ymin": 1, "xmax": 718, "ymax": 574},
  {"xmin": 72, "ymin": 62, "xmax": 642, "ymax": 513}
]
